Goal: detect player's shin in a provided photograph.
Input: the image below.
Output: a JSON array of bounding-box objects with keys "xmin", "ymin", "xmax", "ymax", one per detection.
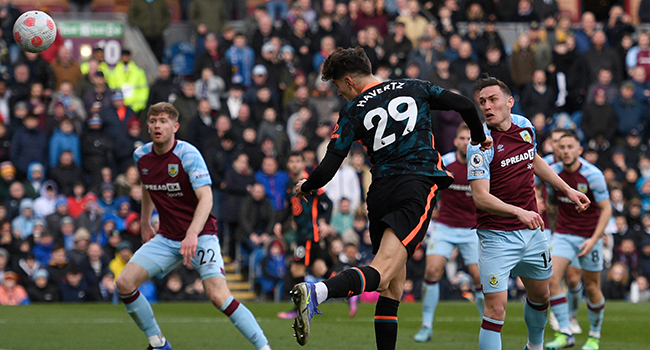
[
  {"xmin": 374, "ymin": 296, "xmax": 400, "ymax": 350},
  {"xmin": 524, "ymin": 298, "xmax": 548, "ymax": 348},
  {"xmin": 119, "ymin": 290, "xmax": 164, "ymax": 346},
  {"xmin": 420, "ymin": 279, "xmax": 440, "ymax": 329},
  {"xmin": 220, "ymin": 296, "xmax": 270, "ymax": 349},
  {"xmin": 322, "ymin": 266, "xmax": 380, "ymax": 300},
  {"xmin": 479, "ymin": 317, "xmax": 504, "ymax": 350},
  {"xmin": 549, "ymin": 293, "xmax": 571, "ymax": 334}
]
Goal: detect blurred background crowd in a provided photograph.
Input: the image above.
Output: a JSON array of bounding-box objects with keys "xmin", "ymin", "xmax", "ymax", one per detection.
[{"xmin": 2, "ymin": 0, "xmax": 650, "ymax": 306}]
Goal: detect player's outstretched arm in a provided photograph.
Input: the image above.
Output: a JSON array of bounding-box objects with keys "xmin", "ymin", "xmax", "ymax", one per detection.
[
  {"xmin": 533, "ymin": 155, "xmax": 590, "ymax": 212},
  {"xmin": 578, "ymin": 199, "xmax": 612, "ymax": 257},
  {"xmin": 437, "ymin": 90, "xmax": 488, "ymax": 147},
  {"xmin": 141, "ymin": 187, "xmax": 156, "ymax": 243},
  {"xmin": 299, "ymin": 151, "xmax": 346, "ymax": 195},
  {"xmin": 181, "ymin": 185, "xmax": 213, "ymax": 266},
  {"xmin": 470, "ymin": 178, "xmax": 544, "ymax": 230}
]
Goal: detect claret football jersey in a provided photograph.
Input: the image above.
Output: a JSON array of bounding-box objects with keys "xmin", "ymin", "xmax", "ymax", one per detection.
[
  {"xmin": 436, "ymin": 151, "xmax": 477, "ymax": 228},
  {"xmin": 467, "ymin": 114, "xmax": 538, "ymax": 231},
  {"xmin": 548, "ymin": 158, "xmax": 609, "ymax": 238},
  {"xmin": 327, "ymin": 79, "xmax": 455, "ymax": 188},
  {"xmin": 134, "ymin": 140, "xmax": 218, "ymax": 241}
]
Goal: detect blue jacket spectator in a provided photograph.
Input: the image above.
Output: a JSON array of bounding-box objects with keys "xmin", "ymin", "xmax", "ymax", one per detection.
[
  {"xmin": 48, "ymin": 117, "xmax": 82, "ymax": 168},
  {"xmin": 10, "ymin": 114, "xmax": 47, "ymax": 176},
  {"xmin": 11, "ymin": 198, "xmax": 35, "ymax": 239},
  {"xmin": 225, "ymin": 33, "xmax": 255, "ymax": 88},
  {"xmin": 614, "ymin": 81, "xmax": 649, "ymax": 138},
  {"xmin": 254, "ymin": 157, "xmax": 289, "ymax": 212}
]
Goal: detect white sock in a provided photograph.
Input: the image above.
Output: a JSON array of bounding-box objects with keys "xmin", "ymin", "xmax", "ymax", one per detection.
[
  {"xmin": 527, "ymin": 341, "xmax": 543, "ymax": 350},
  {"xmin": 148, "ymin": 334, "xmax": 166, "ymax": 348},
  {"xmin": 259, "ymin": 344, "xmax": 272, "ymax": 350},
  {"xmin": 315, "ymin": 282, "xmax": 328, "ymax": 304},
  {"xmin": 588, "ymin": 331, "xmax": 601, "ymax": 339}
]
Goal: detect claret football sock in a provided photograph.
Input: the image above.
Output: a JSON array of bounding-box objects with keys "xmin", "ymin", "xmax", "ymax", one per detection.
[
  {"xmin": 420, "ymin": 279, "xmax": 440, "ymax": 329},
  {"xmin": 220, "ymin": 296, "xmax": 269, "ymax": 349},
  {"xmin": 323, "ymin": 266, "xmax": 380, "ymax": 300},
  {"xmin": 120, "ymin": 290, "xmax": 161, "ymax": 338},
  {"xmin": 374, "ymin": 296, "xmax": 400, "ymax": 350}
]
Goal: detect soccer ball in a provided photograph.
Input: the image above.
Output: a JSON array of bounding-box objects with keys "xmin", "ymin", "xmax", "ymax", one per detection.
[{"xmin": 13, "ymin": 11, "xmax": 57, "ymax": 53}]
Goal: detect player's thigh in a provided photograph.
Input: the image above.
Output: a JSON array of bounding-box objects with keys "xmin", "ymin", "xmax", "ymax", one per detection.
[
  {"xmin": 520, "ymin": 275, "xmax": 551, "ymax": 302},
  {"xmin": 551, "ymin": 233, "xmax": 580, "ymax": 263},
  {"xmin": 578, "ymin": 237, "xmax": 604, "ymax": 273},
  {"xmin": 129, "ymin": 234, "xmax": 183, "ymax": 278},
  {"xmin": 367, "ymin": 175, "xmax": 438, "ymax": 259},
  {"xmin": 477, "ymin": 229, "xmax": 523, "ymax": 294},
  {"xmin": 456, "ymin": 230, "xmax": 479, "ymax": 266},
  {"xmin": 115, "ymin": 262, "xmax": 150, "ymax": 292},
  {"xmin": 192, "ymin": 234, "xmax": 226, "ymax": 280},
  {"xmin": 512, "ymin": 228, "xmax": 553, "ymax": 282},
  {"xmin": 548, "ymin": 256, "xmax": 571, "ymax": 294}
]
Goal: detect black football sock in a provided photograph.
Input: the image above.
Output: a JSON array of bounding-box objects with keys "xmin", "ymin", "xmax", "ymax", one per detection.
[
  {"xmin": 323, "ymin": 266, "xmax": 380, "ymax": 299},
  {"xmin": 374, "ymin": 296, "xmax": 400, "ymax": 350}
]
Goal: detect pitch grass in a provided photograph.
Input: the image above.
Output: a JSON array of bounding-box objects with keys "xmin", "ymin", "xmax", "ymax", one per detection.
[{"xmin": 0, "ymin": 300, "xmax": 648, "ymax": 349}]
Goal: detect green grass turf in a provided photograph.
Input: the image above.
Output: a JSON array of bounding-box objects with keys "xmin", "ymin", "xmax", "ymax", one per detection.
[{"xmin": 0, "ymin": 300, "xmax": 648, "ymax": 349}]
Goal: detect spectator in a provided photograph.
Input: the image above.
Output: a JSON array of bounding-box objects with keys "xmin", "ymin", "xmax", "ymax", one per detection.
[
  {"xmin": 221, "ymin": 153, "xmax": 256, "ymax": 260},
  {"xmin": 9, "ymin": 64, "xmax": 30, "ymax": 111},
  {"xmin": 49, "ymin": 117, "xmax": 81, "ymax": 169},
  {"xmin": 46, "ymin": 245, "xmax": 69, "ymax": 289},
  {"xmin": 68, "ymin": 228, "xmax": 91, "ymax": 265},
  {"xmin": 581, "ymin": 87, "xmax": 618, "ymax": 143},
  {"xmin": 584, "ymin": 30, "xmax": 623, "ymax": 86},
  {"xmin": 18, "ymin": 51, "xmax": 55, "ymax": 95},
  {"xmin": 186, "ymin": 99, "xmax": 217, "ymax": 154},
  {"xmin": 147, "ymin": 64, "xmax": 178, "ymax": 108},
  {"xmin": 331, "ymin": 197, "xmax": 355, "ymax": 235},
  {"xmin": 57, "ymin": 215, "xmax": 77, "ymax": 252},
  {"xmin": 225, "ymin": 33, "xmax": 256, "ymax": 88},
  {"xmin": 26, "ymin": 161, "xmax": 46, "ymax": 195},
  {"xmin": 585, "ymin": 68, "xmax": 619, "ymax": 105},
  {"xmin": 50, "ymin": 47, "xmax": 82, "ymax": 90},
  {"xmin": 603, "ymin": 262, "xmax": 630, "ymax": 300},
  {"xmin": 354, "ymin": 0, "xmax": 389, "ymax": 38},
  {"xmin": 47, "ymin": 81, "xmax": 86, "ymax": 123},
  {"xmin": 172, "ymin": 80, "xmax": 199, "ymax": 140},
  {"xmin": 77, "ymin": 197, "xmax": 103, "ymax": 239},
  {"xmin": 407, "ymin": 34, "xmax": 437, "ymax": 79},
  {"xmin": 67, "ymin": 182, "xmax": 94, "ymax": 219},
  {"xmin": 79, "ymin": 242, "xmax": 110, "ymax": 301},
  {"xmin": 100, "ymin": 91, "xmax": 138, "ymax": 173},
  {"xmin": 158, "ymin": 271, "xmax": 187, "ymax": 301},
  {"xmin": 257, "ymin": 239, "xmax": 285, "ymax": 301},
  {"xmin": 10, "ymin": 113, "xmax": 47, "ymax": 177},
  {"xmin": 521, "ymin": 70, "xmax": 557, "ymax": 119},
  {"xmin": 26, "ymin": 82, "xmax": 47, "ymax": 130},
  {"xmin": 26, "ymin": 268, "xmax": 58, "ymax": 302},
  {"xmin": 236, "ymin": 182, "xmax": 275, "ymax": 263},
  {"xmin": 108, "ymin": 240, "xmax": 132, "ymax": 279},
  {"xmin": 189, "ymin": 0, "xmax": 227, "ymax": 41},
  {"xmin": 46, "ymin": 197, "xmax": 69, "ymax": 236},
  {"xmin": 11, "ymin": 198, "xmax": 35, "ymax": 240},
  {"xmin": 98, "ymin": 272, "xmax": 118, "ymax": 302},
  {"xmin": 195, "ymin": 67, "xmax": 226, "ymax": 112},
  {"xmin": 82, "ymin": 72, "xmax": 112, "ymax": 116},
  {"xmin": 0, "ymin": 246, "xmax": 8, "ymax": 279},
  {"xmin": 81, "ymin": 115, "xmax": 114, "ymax": 187},
  {"xmin": 127, "ymin": 0, "xmax": 170, "ymax": 62},
  {"xmin": 480, "ymin": 46, "xmax": 513, "ymax": 90},
  {"xmin": 107, "ymin": 50, "xmax": 149, "ymax": 113},
  {"xmin": 478, "ymin": 21, "xmax": 506, "ymax": 63},
  {"xmin": 31, "ymin": 178, "xmax": 56, "ymax": 217},
  {"xmin": 0, "ymin": 271, "xmax": 28, "ymax": 305},
  {"xmin": 59, "ymin": 264, "xmax": 89, "ymax": 302},
  {"xmin": 614, "ymin": 81, "xmax": 648, "ymax": 140},
  {"xmin": 49, "ymin": 151, "xmax": 84, "ymax": 197},
  {"xmin": 6, "ymin": 181, "xmax": 32, "ymax": 221},
  {"xmin": 323, "ymin": 162, "xmax": 362, "ymax": 215},
  {"xmin": 255, "ymin": 157, "xmax": 289, "ymax": 212},
  {"xmin": 32, "ymin": 232, "xmax": 55, "ymax": 266},
  {"xmin": 510, "ymin": 32, "xmax": 537, "ymax": 93}
]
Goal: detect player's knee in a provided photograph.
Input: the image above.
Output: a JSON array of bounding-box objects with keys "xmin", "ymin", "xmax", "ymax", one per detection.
[
  {"xmin": 584, "ymin": 282, "xmax": 601, "ymax": 298},
  {"xmin": 485, "ymin": 302, "xmax": 506, "ymax": 319},
  {"xmin": 115, "ymin": 274, "xmax": 135, "ymax": 294},
  {"xmin": 424, "ymin": 265, "xmax": 444, "ymax": 281}
]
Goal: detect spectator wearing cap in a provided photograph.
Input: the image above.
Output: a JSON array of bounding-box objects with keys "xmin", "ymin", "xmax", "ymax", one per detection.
[
  {"xmin": 614, "ymin": 80, "xmax": 649, "ymax": 139},
  {"xmin": 27, "ymin": 268, "xmax": 58, "ymax": 302},
  {"xmin": 100, "ymin": 90, "xmax": 138, "ymax": 173},
  {"xmin": 127, "ymin": 0, "xmax": 170, "ymax": 62},
  {"xmin": 147, "ymin": 64, "xmax": 179, "ymax": 109},
  {"xmin": 58, "ymin": 215, "xmax": 77, "ymax": 251},
  {"xmin": 257, "ymin": 41, "xmax": 286, "ymax": 92},
  {"xmin": 109, "ymin": 240, "xmax": 133, "ymax": 279},
  {"xmin": 50, "ymin": 46, "xmax": 83, "ymax": 91},
  {"xmin": 107, "ymin": 50, "xmax": 149, "ymax": 113},
  {"xmin": 0, "ymin": 271, "xmax": 29, "ymax": 305},
  {"xmin": 11, "ymin": 198, "xmax": 36, "ymax": 240},
  {"xmin": 81, "ymin": 115, "xmax": 114, "ymax": 188},
  {"xmin": 46, "ymin": 197, "xmax": 70, "ymax": 236},
  {"xmin": 9, "ymin": 112, "xmax": 48, "ymax": 177},
  {"xmin": 225, "ymin": 33, "xmax": 256, "ymax": 88},
  {"xmin": 82, "ymin": 70, "xmax": 112, "ymax": 116},
  {"xmin": 244, "ymin": 64, "xmax": 272, "ymax": 104},
  {"xmin": 581, "ymin": 86, "xmax": 618, "ymax": 144},
  {"xmin": 68, "ymin": 227, "xmax": 91, "ymax": 265}
]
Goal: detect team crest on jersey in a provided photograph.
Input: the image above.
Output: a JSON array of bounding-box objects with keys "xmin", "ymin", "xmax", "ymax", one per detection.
[
  {"xmin": 520, "ymin": 130, "xmax": 532, "ymax": 143},
  {"xmin": 168, "ymin": 164, "xmax": 179, "ymax": 177},
  {"xmin": 488, "ymin": 274, "xmax": 499, "ymax": 287},
  {"xmin": 577, "ymin": 183, "xmax": 588, "ymax": 193},
  {"xmin": 470, "ymin": 153, "xmax": 484, "ymax": 168}
]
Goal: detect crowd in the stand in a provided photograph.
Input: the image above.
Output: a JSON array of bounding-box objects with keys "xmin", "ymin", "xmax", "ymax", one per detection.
[{"xmin": 2, "ymin": 0, "xmax": 650, "ymax": 305}]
